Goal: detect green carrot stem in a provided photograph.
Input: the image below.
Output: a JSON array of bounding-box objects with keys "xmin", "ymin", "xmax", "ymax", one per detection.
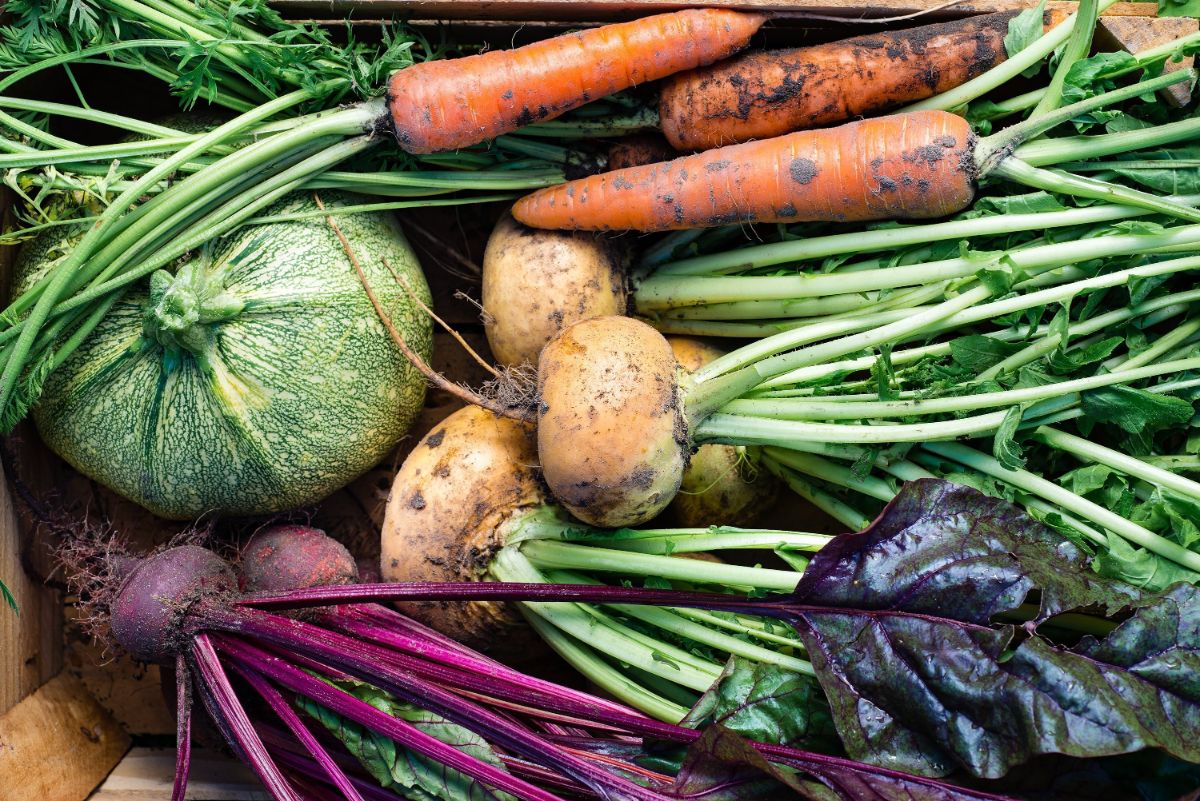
[
  {"xmin": 518, "ymin": 540, "xmax": 800, "ymax": 593},
  {"xmin": 921, "ymin": 441, "xmax": 1200, "ymax": 570},
  {"xmin": 760, "ymin": 448, "xmax": 896, "ymax": 502},
  {"xmin": 974, "ymin": 69, "xmax": 1191, "ymax": 169},
  {"xmin": 761, "ymin": 461, "xmax": 871, "ymax": 531},
  {"xmin": 1027, "ymin": 0, "xmax": 1099, "ymax": 121},
  {"xmin": 720, "ymin": 358, "xmax": 1200, "ymax": 421},
  {"xmin": 1017, "ymin": 115, "xmax": 1200, "ymax": 167},
  {"xmin": 651, "ymin": 195, "xmax": 1200, "ymax": 279},
  {"xmin": 989, "ymin": 159, "xmax": 1200, "ymax": 223},
  {"xmin": 544, "ymin": 568, "xmax": 811, "ymax": 666},
  {"xmin": 668, "ymin": 607, "xmax": 805, "ymax": 649},
  {"xmin": 244, "ymin": 195, "xmax": 519, "ymax": 224},
  {"xmin": 1033, "ymin": 426, "xmax": 1200, "ymax": 504},
  {"xmin": 490, "ymin": 549, "xmax": 721, "ymax": 692},
  {"xmin": 903, "ymin": 0, "xmax": 1119, "ymax": 112},
  {"xmin": 756, "ymin": 253, "xmax": 1200, "ymax": 389},
  {"xmin": 700, "ymin": 407, "xmax": 1013, "ymax": 446},
  {"xmin": 0, "ymin": 87, "xmax": 327, "ymax": 426},
  {"xmin": 651, "ymin": 319, "xmax": 804, "ymax": 338},
  {"xmin": 642, "ymin": 221, "xmax": 1200, "ymax": 315},
  {"xmin": 1140, "ymin": 455, "xmax": 1200, "ymax": 472}
]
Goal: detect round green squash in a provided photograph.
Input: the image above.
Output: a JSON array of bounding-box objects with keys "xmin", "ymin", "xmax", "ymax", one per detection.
[{"xmin": 15, "ymin": 191, "xmax": 432, "ymax": 520}]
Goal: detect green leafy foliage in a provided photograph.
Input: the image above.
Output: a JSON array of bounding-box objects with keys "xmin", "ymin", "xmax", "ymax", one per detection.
[
  {"xmin": 782, "ymin": 480, "xmax": 1200, "ymax": 779},
  {"xmin": 992, "ymin": 405, "xmax": 1027, "ymax": 470},
  {"xmin": 681, "ymin": 658, "xmax": 839, "ymax": 752},
  {"xmin": 1, "ymin": 580, "xmax": 17, "ymax": 614},
  {"xmin": 1159, "ymin": 0, "xmax": 1200, "ymax": 18},
  {"xmin": 298, "ymin": 678, "xmax": 515, "ymax": 801},
  {"xmin": 1004, "ymin": 0, "xmax": 1048, "ymax": 74}
]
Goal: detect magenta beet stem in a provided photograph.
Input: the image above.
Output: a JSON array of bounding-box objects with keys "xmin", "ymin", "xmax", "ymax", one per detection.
[
  {"xmin": 208, "ymin": 606, "xmax": 674, "ymax": 801},
  {"xmin": 172, "ymin": 654, "xmax": 192, "ymax": 801},
  {"xmin": 237, "ymin": 581, "xmax": 779, "ymax": 617},
  {"xmin": 230, "ymin": 662, "xmax": 367, "ymax": 801},
  {"xmin": 215, "ymin": 635, "xmax": 571, "ymax": 801},
  {"xmin": 190, "ymin": 635, "xmax": 303, "ymax": 801}
]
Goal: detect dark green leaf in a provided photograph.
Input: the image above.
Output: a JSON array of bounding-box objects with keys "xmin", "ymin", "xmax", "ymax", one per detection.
[
  {"xmin": 682, "ymin": 658, "xmax": 839, "ymax": 751},
  {"xmin": 785, "ymin": 479, "xmax": 1200, "ymax": 779},
  {"xmin": 975, "ymin": 255, "xmax": 1023, "ymax": 295},
  {"xmin": 1047, "ymin": 336, "xmax": 1123, "ymax": 374},
  {"xmin": 1159, "ymin": 0, "xmax": 1200, "ymax": 18},
  {"xmin": 1094, "ymin": 531, "xmax": 1200, "ymax": 592},
  {"xmin": 299, "ymin": 678, "xmax": 514, "ymax": 801},
  {"xmin": 1080, "ymin": 385, "xmax": 1195, "ymax": 435},
  {"xmin": 966, "ymin": 192, "xmax": 1068, "ymax": 217},
  {"xmin": 672, "ymin": 724, "xmax": 1005, "ymax": 801},
  {"xmin": 871, "ymin": 345, "xmax": 897, "ymax": 401},
  {"xmin": 948, "ymin": 336, "xmax": 1021, "ymax": 372},
  {"xmin": 1005, "ymin": 0, "xmax": 1048, "ymax": 74},
  {"xmin": 1, "ymin": 580, "xmax": 17, "ymax": 614},
  {"xmin": 993, "ymin": 406, "xmax": 1027, "ymax": 470}
]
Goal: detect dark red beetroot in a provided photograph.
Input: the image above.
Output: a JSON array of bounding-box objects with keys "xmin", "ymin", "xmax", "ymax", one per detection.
[
  {"xmin": 110, "ymin": 545, "xmax": 237, "ymax": 663},
  {"xmin": 240, "ymin": 525, "xmax": 358, "ymax": 594}
]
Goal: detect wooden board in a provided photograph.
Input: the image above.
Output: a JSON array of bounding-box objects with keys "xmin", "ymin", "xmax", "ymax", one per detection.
[
  {"xmin": 1099, "ymin": 15, "xmax": 1198, "ymax": 106},
  {"xmin": 273, "ymin": 0, "xmax": 1160, "ymax": 23},
  {"xmin": 0, "ymin": 671, "xmax": 130, "ymax": 801},
  {"xmin": 90, "ymin": 748, "xmax": 266, "ymax": 801}
]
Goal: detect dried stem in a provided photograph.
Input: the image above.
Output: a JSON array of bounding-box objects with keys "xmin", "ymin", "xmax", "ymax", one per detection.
[
  {"xmin": 315, "ymin": 194, "xmax": 531, "ymax": 422},
  {"xmin": 382, "ymin": 256, "xmax": 499, "ymax": 378}
]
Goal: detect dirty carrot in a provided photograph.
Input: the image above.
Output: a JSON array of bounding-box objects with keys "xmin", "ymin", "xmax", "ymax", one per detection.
[
  {"xmin": 387, "ymin": 9, "xmax": 767, "ymax": 154},
  {"xmin": 659, "ymin": 7, "xmax": 1068, "ymax": 151},
  {"xmin": 512, "ymin": 69, "xmax": 1195, "ymax": 232}
]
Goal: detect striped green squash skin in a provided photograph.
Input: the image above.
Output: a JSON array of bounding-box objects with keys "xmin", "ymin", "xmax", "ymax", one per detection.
[{"xmin": 15, "ymin": 192, "xmax": 432, "ymax": 520}]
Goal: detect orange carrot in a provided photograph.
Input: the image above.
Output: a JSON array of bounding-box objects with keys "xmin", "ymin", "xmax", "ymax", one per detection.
[
  {"xmin": 387, "ymin": 9, "xmax": 767, "ymax": 154},
  {"xmin": 512, "ymin": 110, "xmax": 976, "ymax": 232},
  {"xmin": 605, "ymin": 134, "xmax": 678, "ymax": 171},
  {"xmin": 658, "ymin": 9, "xmax": 1067, "ymax": 151}
]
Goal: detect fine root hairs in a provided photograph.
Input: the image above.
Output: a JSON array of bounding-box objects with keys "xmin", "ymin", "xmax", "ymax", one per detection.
[{"xmin": 315, "ymin": 193, "xmax": 534, "ymax": 422}]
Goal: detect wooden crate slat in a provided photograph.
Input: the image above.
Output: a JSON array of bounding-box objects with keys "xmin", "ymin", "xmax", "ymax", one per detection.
[
  {"xmin": 90, "ymin": 748, "xmax": 266, "ymax": 801},
  {"xmin": 0, "ymin": 671, "xmax": 130, "ymax": 801},
  {"xmin": 271, "ymin": 0, "xmax": 1159, "ymax": 22}
]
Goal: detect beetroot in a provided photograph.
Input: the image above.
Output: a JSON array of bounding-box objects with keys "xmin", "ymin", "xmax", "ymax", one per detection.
[
  {"xmin": 240, "ymin": 525, "xmax": 357, "ymax": 594},
  {"xmin": 110, "ymin": 545, "xmax": 236, "ymax": 662}
]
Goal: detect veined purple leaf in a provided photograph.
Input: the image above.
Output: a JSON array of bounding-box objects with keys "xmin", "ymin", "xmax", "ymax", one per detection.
[
  {"xmin": 681, "ymin": 658, "xmax": 838, "ymax": 752},
  {"xmin": 784, "ymin": 479, "xmax": 1200, "ymax": 779}
]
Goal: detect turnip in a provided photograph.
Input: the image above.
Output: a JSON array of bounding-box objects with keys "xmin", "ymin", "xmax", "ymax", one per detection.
[
  {"xmin": 665, "ymin": 336, "xmax": 778, "ymax": 529},
  {"xmin": 532, "ymin": 219, "xmax": 1200, "ymax": 581},
  {"xmin": 481, "ymin": 213, "xmax": 628, "ymax": 368},
  {"xmin": 381, "ymin": 404, "xmax": 825, "ymax": 719}
]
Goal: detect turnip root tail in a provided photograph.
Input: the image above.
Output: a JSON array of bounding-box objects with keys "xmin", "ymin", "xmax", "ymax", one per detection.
[
  {"xmin": 537, "ymin": 316, "xmax": 688, "ymax": 527},
  {"xmin": 380, "ymin": 405, "xmax": 548, "ymax": 657}
]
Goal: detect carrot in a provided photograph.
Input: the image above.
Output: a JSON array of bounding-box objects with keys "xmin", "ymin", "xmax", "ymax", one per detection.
[
  {"xmin": 513, "ymin": 110, "xmax": 977, "ymax": 231},
  {"xmin": 658, "ymin": 9, "xmax": 1068, "ymax": 151},
  {"xmin": 605, "ymin": 133, "xmax": 678, "ymax": 171},
  {"xmin": 513, "ymin": 67, "xmax": 1197, "ymax": 233},
  {"xmin": 386, "ymin": 9, "xmax": 767, "ymax": 154}
]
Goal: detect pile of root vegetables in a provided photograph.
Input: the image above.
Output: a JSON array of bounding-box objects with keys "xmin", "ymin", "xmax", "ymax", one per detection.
[{"xmin": 5, "ymin": 1, "xmax": 1200, "ymax": 800}]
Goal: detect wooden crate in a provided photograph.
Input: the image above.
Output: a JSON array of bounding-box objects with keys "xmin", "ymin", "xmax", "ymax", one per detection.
[{"xmin": 0, "ymin": 2, "xmax": 1191, "ymax": 799}]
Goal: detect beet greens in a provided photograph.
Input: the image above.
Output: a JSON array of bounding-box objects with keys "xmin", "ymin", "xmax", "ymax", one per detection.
[{"xmin": 248, "ymin": 480, "xmax": 1200, "ymax": 783}]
